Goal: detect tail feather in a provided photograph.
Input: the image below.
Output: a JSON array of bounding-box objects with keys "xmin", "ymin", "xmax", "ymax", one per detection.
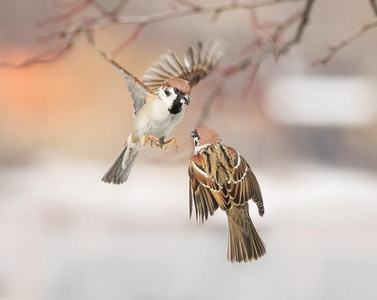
[
  {"xmin": 102, "ymin": 146, "xmax": 138, "ymax": 184},
  {"xmin": 227, "ymin": 204, "xmax": 266, "ymax": 263}
]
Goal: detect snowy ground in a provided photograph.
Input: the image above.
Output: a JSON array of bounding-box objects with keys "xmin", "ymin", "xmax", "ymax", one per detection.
[{"xmin": 1, "ymin": 154, "xmax": 377, "ymax": 300}]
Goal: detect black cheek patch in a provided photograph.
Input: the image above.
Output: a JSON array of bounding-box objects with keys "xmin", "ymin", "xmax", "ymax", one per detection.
[{"xmin": 169, "ymin": 98, "xmax": 183, "ymax": 115}]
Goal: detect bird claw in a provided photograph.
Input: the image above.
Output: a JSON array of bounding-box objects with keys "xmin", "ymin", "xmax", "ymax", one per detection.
[
  {"xmin": 163, "ymin": 138, "xmax": 179, "ymax": 150},
  {"xmin": 144, "ymin": 135, "xmax": 162, "ymax": 148},
  {"xmin": 143, "ymin": 136, "xmax": 179, "ymax": 150}
]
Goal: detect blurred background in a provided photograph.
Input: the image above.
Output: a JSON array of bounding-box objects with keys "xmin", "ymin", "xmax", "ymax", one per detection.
[{"xmin": 1, "ymin": 0, "xmax": 377, "ymax": 299}]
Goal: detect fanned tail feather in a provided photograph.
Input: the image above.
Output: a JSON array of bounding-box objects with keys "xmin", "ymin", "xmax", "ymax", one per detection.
[
  {"xmin": 227, "ymin": 204, "xmax": 266, "ymax": 263},
  {"xmin": 102, "ymin": 146, "xmax": 138, "ymax": 184}
]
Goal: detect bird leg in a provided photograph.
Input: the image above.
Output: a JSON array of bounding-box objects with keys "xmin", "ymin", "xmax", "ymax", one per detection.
[
  {"xmin": 162, "ymin": 138, "xmax": 179, "ymax": 149},
  {"xmin": 143, "ymin": 135, "xmax": 162, "ymax": 148}
]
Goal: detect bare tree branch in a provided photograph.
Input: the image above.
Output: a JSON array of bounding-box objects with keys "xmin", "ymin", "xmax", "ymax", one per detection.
[
  {"xmin": 112, "ymin": 24, "xmax": 145, "ymax": 57},
  {"xmin": 242, "ymin": 63, "xmax": 260, "ymax": 97},
  {"xmin": 312, "ymin": 17, "xmax": 377, "ymax": 66},
  {"xmin": 85, "ymin": 29, "xmax": 153, "ymax": 93},
  {"xmin": 45, "ymin": 0, "xmax": 302, "ymax": 36},
  {"xmin": 275, "ymin": 0, "xmax": 315, "ymax": 56},
  {"xmin": 0, "ymin": 0, "xmax": 318, "ymax": 127},
  {"xmin": 269, "ymin": 9, "xmax": 303, "ymax": 45},
  {"xmin": 194, "ymin": 0, "xmax": 316, "ymax": 126},
  {"xmin": 196, "ymin": 56, "xmax": 253, "ymax": 127},
  {"xmin": 1, "ymin": 0, "xmax": 304, "ymax": 69},
  {"xmin": 0, "ymin": 34, "xmax": 75, "ymax": 68},
  {"xmin": 196, "ymin": 77, "xmax": 226, "ymax": 128},
  {"xmin": 2, "ymin": 0, "xmax": 376, "ymax": 128},
  {"xmin": 171, "ymin": 0, "xmax": 201, "ymax": 11},
  {"xmin": 91, "ymin": 0, "xmax": 130, "ymax": 20},
  {"xmin": 370, "ymin": 0, "xmax": 377, "ymax": 16},
  {"xmin": 39, "ymin": 0, "xmax": 92, "ymax": 25}
]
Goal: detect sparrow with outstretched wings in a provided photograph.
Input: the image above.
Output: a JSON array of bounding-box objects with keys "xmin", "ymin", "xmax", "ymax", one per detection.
[{"xmin": 88, "ymin": 36, "xmax": 225, "ymax": 184}]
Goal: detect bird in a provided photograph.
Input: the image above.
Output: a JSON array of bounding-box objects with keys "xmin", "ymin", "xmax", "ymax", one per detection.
[
  {"xmin": 188, "ymin": 127, "xmax": 266, "ymax": 262},
  {"xmin": 89, "ymin": 37, "xmax": 226, "ymax": 184}
]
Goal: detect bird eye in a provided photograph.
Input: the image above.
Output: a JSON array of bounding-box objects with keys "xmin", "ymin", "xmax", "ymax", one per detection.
[{"xmin": 164, "ymin": 88, "xmax": 171, "ymax": 96}]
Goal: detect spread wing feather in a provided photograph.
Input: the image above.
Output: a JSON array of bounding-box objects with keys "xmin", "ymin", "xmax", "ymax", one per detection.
[
  {"xmin": 227, "ymin": 148, "xmax": 264, "ymax": 216},
  {"xmin": 165, "ymin": 50, "xmax": 186, "ymax": 75},
  {"xmin": 184, "ymin": 46, "xmax": 196, "ymax": 70},
  {"xmin": 122, "ymin": 74, "xmax": 153, "ymax": 117},
  {"xmin": 242, "ymin": 159, "xmax": 265, "ymax": 216},
  {"xmin": 90, "ymin": 35, "xmax": 224, "ymax": 116},
  {"xmin": 142, "ymin": 37, "xmax": 226, "ymax": 90},
  {"xmin": 189, "ymin": 156, "xmax": 220, "ymax": 224},
  {"xmin": 189, "ymin": 146, "xmax": 264, "ymax": 223}
]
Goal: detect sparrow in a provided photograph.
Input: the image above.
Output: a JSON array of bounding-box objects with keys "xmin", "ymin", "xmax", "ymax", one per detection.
[
  {"xmin": 188, "ymin": 127, "xmax": 266, "ymax": 263},
  {"xmin": 90, "ymin": 37, "xmax": 225, "ymax": 184}
]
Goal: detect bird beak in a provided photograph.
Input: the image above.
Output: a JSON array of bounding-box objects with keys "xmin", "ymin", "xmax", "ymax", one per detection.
[{"xmin": 180, "ymin": 95, "xmax": 190, "ymax": 105}]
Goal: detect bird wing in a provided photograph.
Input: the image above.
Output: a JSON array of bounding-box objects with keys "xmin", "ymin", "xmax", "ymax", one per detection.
[
  {"xmin": 142, "ymin": 37, "xmax": 226, "ymax": 91},
  {"xmin": 227, "ymin": 147, "xmax": 265, "ymax": 217},
  {"xmin": 188, "ymin": 155, "xmax": 220, "ymax": 224},
  {"xmin": 88, "ymin": 36, "xmax": 154, "ymax": 117},
  {"xmin": 120, "ymin": 68, "xmax": 154, "ymax": 117}
]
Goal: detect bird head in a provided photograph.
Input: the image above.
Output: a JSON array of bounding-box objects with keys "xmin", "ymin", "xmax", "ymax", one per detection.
[
  {"xmin": 161, "ymin": 78, "xmax": 190, "ymax": 106},
  {"xmin": 191, "ymin": 127, "xmax": 222, "ymax": 153}
]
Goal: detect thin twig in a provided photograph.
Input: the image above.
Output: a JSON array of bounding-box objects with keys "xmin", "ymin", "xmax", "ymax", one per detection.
[
  {"xmin": 0, "ymin": 35, "xmax": 75, "ymax": 68},
  {"xmin": 245, "ymin": 8, "xmax": 302, "ymax": 58},
  {"xmin": 111, "ymin": 0, "xmax": 130, "ymax": 15},
  {"xmin": 91, "ymin": 0, "xmax": 115, "ymax": 19},
  {"xmin": 195, "ymin": 0, "xmax": 313, "ymax": 125},
  {"xmin": 85, "ymin": 29, "xmax": 153, "ymax": 93},
  {"xmin": 57, "ymin": 0, "xmax": 302, "ymax": 32},
  {"xmin": 370, "ymin": 0, "xmax": 377, "ymax": 16},
  {"xmin": 39, "ymin": 0, "xmax": 92, "ymax": 25},
  {"xmin": 270, "ymin": 9, "xmax": 302, "ymax": 45},
  {"xmin": 242, "ymin": 63, "xmax": 260, "ymax": 97},
  {"xmin": 196, "ymin": 56, "xmax": 253, "ymax": 127},
  {"xmin": 91, "ymin": 0, "xmax": 129, "ymax": 20},
  {"xmin": 173, "ymin": 0, "xmax": 201, "ymax": 11},
  {"xmin": 112, "ymin": 23, "xmax": 145, "ymax": 57},
  {"xmin": 275, "ymin": 0, "xmax": 315, "ymax": 56},
  {"xmin": 2, "ymin": 0, "xmax": 302, "ymax": 69},
  {"xmin": 196, "ymin": 76, "xmax": 226, "ymax": 128},
  {"xmin": 312, "ymin": 17, "xmax": 377, "ymax": 66}
]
